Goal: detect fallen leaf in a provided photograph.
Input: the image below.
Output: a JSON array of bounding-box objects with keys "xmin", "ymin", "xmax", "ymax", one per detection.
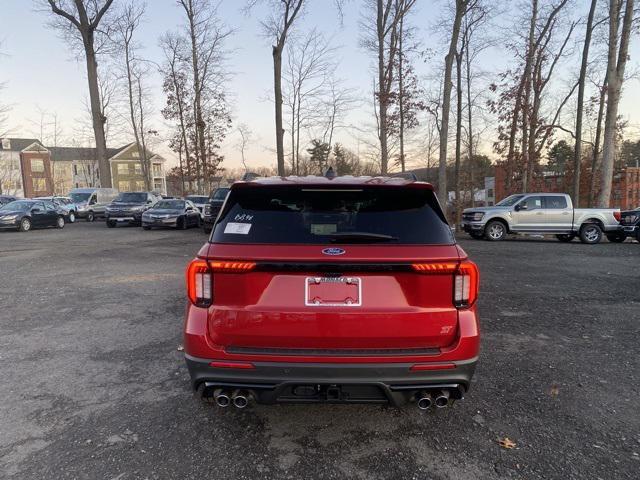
[
  {"xmin": 550, "ymin": 385, "xmax": 560, "ymax": 397},
  {"xmin": 177, "ymin": 345, "xmax": 184, "ymax": 351},
  {"xmin": 498, "ymin": 437, "xmax": 517, "ymax": 449}
]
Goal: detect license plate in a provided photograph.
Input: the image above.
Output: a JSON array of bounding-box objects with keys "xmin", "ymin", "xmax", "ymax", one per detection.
[
  {"xmin": 116, "ymin": 217, "xmax": 133, "ymax": 222},
  {"xmin": 305, "ymin": 277, "xmax": 361, "ymax": 307}
]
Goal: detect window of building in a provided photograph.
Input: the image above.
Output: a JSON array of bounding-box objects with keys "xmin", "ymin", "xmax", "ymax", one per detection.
[
  {"xmin": 73, "ymin": 164, "xmax": 78, "ymax": 175},
  {"xmin": 133, "ymin": 163, "xmax": 142, "ymax": 175},
  {"xmin": 152, "ymin": 163, "xmax": 162, "ymax": 176},
  {"xmin": 31, "ymin": 158, "xmax": 45, "ymax": 173},
  {"xmin": 131, "ymin": 151, "xmax": 139, "ymax": 158},
  {"xmin": 32, "ymin": 178, "xmax": 46, "ymax": 192},
  {"xmin": 118, "ymin": 180, "xmax": 130, "ymax": 191},
  {"xmin": 154, "ymin": 180, "xmax": 163, "ymax": 191},
  {"xmin": 117, "ymin": 163, "xmax": 129, "ymax": 175},
  {"xmin": 135, "ymin": 180, "xmax": 146, "ymax": 191}
]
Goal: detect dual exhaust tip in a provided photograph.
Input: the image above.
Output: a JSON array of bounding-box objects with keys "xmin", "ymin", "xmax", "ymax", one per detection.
[
  {"xmin": 213, "ymin": 388, "xmax": 251, "ymax": 408},
  {"xmin": 417, "ymin": 390, "xmax": 450, "ymax": 410}
]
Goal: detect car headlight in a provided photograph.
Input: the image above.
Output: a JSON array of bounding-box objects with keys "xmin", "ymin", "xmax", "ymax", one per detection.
[
  {"xmin": 77, "ymin": 204, "xmax": 87, "ymax": 211},
  {"xmin": 1, "ymin": 214, "xmax": 18, "ymax": 221},
  {"xmin": 472, "ymin": 212, "xmax": 485, "ymax": 221}
]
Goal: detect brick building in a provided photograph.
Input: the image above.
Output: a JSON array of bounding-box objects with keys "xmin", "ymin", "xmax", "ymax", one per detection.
[
  {"xmin": 0, "ymin": 138, "xmax": 54, "ymax": 197},
  {"xmin": 494, "ymin": 164, "xmax": 640, "ymax": 209}
]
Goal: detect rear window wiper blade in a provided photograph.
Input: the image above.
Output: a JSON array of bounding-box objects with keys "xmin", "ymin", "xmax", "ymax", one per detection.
[{"xmin": 326, "ymin": 232, "xmax": 399, "ymax": 243}]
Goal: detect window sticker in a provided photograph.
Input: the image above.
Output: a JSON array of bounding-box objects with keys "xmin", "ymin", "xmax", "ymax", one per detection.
[
  {"xmin": 234, "ymin": 213, "xmax": 253, "ymax": 222},
  {"xmin": 311, "ymin": 224, "xmax": 337, "ymax": 235},
  {"xmin": 224, "ymin": 222, "xmax": 252, "ymax": 234}
]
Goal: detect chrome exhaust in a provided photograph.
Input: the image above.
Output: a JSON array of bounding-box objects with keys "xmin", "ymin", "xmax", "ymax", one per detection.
[
  {"xmin": 232, "ymin": 390, "xmax": 251, "ymax": 409},
  {"xmin": 434, "ymin": 390, "xmax": 450, "ymax": 408},
  {"xmin": 417, "ymin": 391, "xmax": 433, "ymax": 410},
  {"xmin": 213, "ymin": 388, "xmax": 230, "ymax": 407}
]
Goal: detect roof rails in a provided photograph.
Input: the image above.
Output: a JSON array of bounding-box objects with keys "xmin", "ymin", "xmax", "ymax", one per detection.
[{"xmin": 391, "ymin": 172, "xmax": 418, "ymax": 181}]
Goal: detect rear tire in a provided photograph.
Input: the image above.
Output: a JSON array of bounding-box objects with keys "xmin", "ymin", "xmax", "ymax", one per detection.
[
  {"xmin": 579, "ymin": 223, "xmax": 602, "ymax": 244},
  {"xmin": 68, "ymin": 211, "xmax": 76, "ymax": 223},
  {"xmin": 86, "ymin": 211, "xmax": 95, "ymax": 222},
  {"xmin": 19, "ymin": 217, "xmax": 31, "ymax": 232},
  {"xmin": 56, "ymin": 216, "xmax": 65, "ymax": 229},
  {"xmin": 636, "ymin": 230, "xmax": 640, "ymax": 243},
  {"xmin": 178, "ymin": 217, "xmax": 186, "ymax": 230},
  {"xmin": 484, "ymin": 220, "xmax": 507, "ymax": 241},
  {"xmin": 106, "ymin": 220, "xmax": 116, "ymax": 228},
  {"xmin": 556, "ymin": 234, "xmax": 575, "ymax": 243},
  {"xmin": 606, "ymin": 233, "xmax": 626, "ymax": 243}
]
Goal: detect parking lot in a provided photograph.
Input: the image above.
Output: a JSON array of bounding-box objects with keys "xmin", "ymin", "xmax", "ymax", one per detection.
[{"xmin": 1, "ymin": 222, "xmax": 638, "ymax": 480}]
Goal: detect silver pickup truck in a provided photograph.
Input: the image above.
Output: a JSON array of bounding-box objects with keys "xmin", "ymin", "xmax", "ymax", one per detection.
[{"xmin": 461, "ymin": 193, "xmax": 622, "ymax": 244}]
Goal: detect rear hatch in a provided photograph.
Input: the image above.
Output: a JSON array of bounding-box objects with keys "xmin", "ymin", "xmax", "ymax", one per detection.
[{"xmin": 204, "ymin": 183, "xmax": 463, "ymax": 353}]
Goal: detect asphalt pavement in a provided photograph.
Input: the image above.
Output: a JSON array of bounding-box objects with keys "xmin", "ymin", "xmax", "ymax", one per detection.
[{"xmin": 0, "ymin": 222, "xmax": 638, "ymax": 479}]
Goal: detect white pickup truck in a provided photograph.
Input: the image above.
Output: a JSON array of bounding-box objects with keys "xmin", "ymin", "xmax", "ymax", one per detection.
[{"xmin": 461, "ymin": 193, "xmax": 622, "ymax": 244}]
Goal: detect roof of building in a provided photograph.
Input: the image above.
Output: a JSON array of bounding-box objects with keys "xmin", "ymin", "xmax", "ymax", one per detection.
[
  {"xmin": 48, "ymin": 145, "xmax": 128, "ymax": 162},
  {"xmin": 237, "ymin": 175, "xmax": 433, "ymax": 188},
  {"xmin": 0, "ymin": 138, "xmax": 45, "ymax": 152}
]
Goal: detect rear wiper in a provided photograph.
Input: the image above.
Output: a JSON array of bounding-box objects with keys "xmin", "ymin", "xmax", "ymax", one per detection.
[{"xmin": 326, "ymin": 232, "xmax": 399, "ymax": 243}]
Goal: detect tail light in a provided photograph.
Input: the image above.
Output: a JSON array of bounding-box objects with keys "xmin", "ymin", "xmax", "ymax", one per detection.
[
  {"xmin": 186, "ymin": 259, "xmax": 256, "ymax": 307},
  {"xmin": 412, "ymin": 260, "xmax": 479, "ymax": 309},
  {"xmin": 613, "ymin": 210, "xmax": 621, "ymax": 222},
  {"xmin": 186, "ymin": 259, "xmax": 212, "ymax": 307}
]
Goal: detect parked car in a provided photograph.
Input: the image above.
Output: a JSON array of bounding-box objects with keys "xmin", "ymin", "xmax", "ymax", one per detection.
[
  {"xmin": 34, "ymin": 196, "xmax": 78, "ymax": 223},
  {"xmin": 0, "ymin": 195, "xmax": 19, "ymax": 206},
  {"xmin": 619, "ymin": 207, "xmax": 640, "ymax": 242},
  {"xmin": 105, "ymin": 191, "xmax": 159, "ymax": 227},
  {"xmin": 461, "ymin": 193, "xmax": 621, "ymax": 244},
  {"xmin": 202, "ymin": 187, "xmax": 230, "ymax": 233},
  {"xmin": 0, "ymin": 199, "xmax": 65, "ymax": 232},
  {"xmin": 184, "ymin": 195, "xmax": 208, "ymax": 218},
  {"xmin": 69, "ymin": 188, "xmax": 119, "ymax": 222},
  {"xmin": 184, "ymin": 175, "xmax": 480, "ymax": 409},
  {"xmin": 142, "ymin": 199, "xmax": 202, "ymax": 230}
]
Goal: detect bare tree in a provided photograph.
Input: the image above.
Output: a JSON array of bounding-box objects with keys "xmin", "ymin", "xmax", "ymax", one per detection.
[
  {"xmin": 111, "ymin": 2, "xmax": 153, "ymax": 190},
  {"xmin": 361, "ymin": 0, "xmax": 416, "ymax": 174},
  {"xmin": 235, "ymin": 124, "xmax": 253, "ymax": 173},
  {"xmin": 598, "ymin": 0, "xmax": 635, "ymax": 207},
  {"xmin": 42, "ymin": 0, "xmax": 117, "ymax": 187},
  {"xmin": 588, "ymin": 73, "xmax": 608, "ymax": 206},
  {"xmin": 572, "ymin": 0, "xmax": 599, "ymax": 206},
  {"xmin": 0, "ymin": 43, "xmax": 8, "ymax": 137},
  {"xmin": 177, "ymin": 0, "xmax": 233, "ymax": 194},
  {"xmin": 438, "ymin": 0, "xmax": 470, "ymax": 209},
  {"xmin": 319, "ymin": 77, "xmax": 359, "ymax": 166},
  {"xmin": 283, "ymin": 29, "xmax": 335, "ymax": 174}
]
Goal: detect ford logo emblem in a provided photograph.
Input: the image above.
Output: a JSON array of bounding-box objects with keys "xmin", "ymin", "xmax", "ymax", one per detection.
[{"xmin": 322, "ymin": 247, "xmax": 346, "ymax": 256}]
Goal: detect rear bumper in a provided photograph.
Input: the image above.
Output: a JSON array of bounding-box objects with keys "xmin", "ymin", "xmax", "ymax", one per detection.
[
  {"xmin": 185, "ymin": 354, "xmax": 477, "ymax": 405},
  {"xmin": 621, "ymin": 225, "xmax": 638, "ymax": 234}
]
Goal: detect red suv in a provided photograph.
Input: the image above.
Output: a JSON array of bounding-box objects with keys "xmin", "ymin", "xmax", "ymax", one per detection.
[{"xmin": 184, "ymin": 175, "xmax": 479, "ymax": 409}]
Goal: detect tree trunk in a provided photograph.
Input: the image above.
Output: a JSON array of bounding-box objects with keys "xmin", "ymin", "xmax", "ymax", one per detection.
[
  {"xmin": 598, "ymin": 0, "xmax": 634, "ymax": 207},
  {"xmin": 588, "ymin": 75, "xmax": 608, "ymax": 206},
  {"xmin": 464, "ymin": 37, "xmax": 474, "ymax": 207},
  {"xmin": 438, "ymin": 0, "xmax": 466, "ymax": 210},
  {"xmin": 398, "ymin": 12, "xmax": 405, "ymax": 172},
  {"xmin": 377, "ymin": 0, "xmax": 389, "ymax": 175},
  {"xmin": 454, "ymin": 51, "xmax": 463, "ymax": 227},
  {"xmin": 274, "ymin": 46, "xmax": 286, "ymax": 175},
  {"xmin": 573, "ymin": 0, "xmax": 598, "ymax": 207},
  {"xmin": 85, "ymin": 42, "xmax": 110, "ymax": 187}
]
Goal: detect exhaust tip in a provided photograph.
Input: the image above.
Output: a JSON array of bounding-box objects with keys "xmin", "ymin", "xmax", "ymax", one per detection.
[
  {"xmin": 232, "ymin": 389, "xmax": 252, "ymax": 409},
  {"xmin": 213, "ymin": 388, "xmax": 231, "ymax": 408},
  {"xmin": 434, "ymin": 390, "xmax": 450, "ymax": 408},
  {"xmin": 417, "ymin": 391, "xmax": 433, "ymax": 410}
]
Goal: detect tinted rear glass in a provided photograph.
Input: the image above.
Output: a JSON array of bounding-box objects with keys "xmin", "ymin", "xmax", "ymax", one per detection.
[{"xmin": 212, "ymin": 186, "xmax": 453, "ymax": 245}]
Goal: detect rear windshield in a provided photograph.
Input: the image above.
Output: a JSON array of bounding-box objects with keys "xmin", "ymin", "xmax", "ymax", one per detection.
[
  {"xmin": 211, "ymin": 186, "xmax": 453, "ymax": 245},
  {"xmin": 115, "ymin": 192, "xmax": 147, "ymax": 203},
  {"xmin": 210, "ymin": 188, "xmax": 229, "ymax": 201}
]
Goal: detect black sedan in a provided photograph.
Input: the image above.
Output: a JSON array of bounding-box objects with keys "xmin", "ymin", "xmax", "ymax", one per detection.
[
  {"xmin": 0, "ymin": 200, "xmax": 66, "ymax": 232},
  {"xmin": 141, "ymin": 199, "xmax": 201, "ymax": 230}
]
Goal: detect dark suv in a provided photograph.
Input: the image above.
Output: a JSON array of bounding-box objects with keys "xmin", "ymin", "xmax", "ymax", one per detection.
[
  {"xmin": 105, "ymin": 192, "xmax": 159, "ymax": 227},
  {"xmin": 184, "ymin": 176, "xmax": 480, "ymax": 410},
  {"xmin": 202, "ymin": 187, "xmax": 230, "ymax": 233},
  {"xmin": 619, "ymin": 207, "xmax": 640, "ymax": 242}
]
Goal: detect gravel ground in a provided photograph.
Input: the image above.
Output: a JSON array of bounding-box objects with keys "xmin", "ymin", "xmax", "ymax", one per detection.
[{"xmin": 0, "ymin": 222, "xmax": 639, "ymax": 480}]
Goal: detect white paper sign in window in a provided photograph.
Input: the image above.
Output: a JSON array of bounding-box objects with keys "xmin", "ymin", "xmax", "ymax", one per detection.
[{"xmin": 224, "ymin": 222, "xmax": 252, "ymax": 234}]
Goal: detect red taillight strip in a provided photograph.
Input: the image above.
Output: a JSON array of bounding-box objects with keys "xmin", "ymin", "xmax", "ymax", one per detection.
[
  {"xmin": 410, "ymin": 363, "xmax": 456, "ymax": 371},
  {"xmin": 210, "ymin": 261, "xmax": 256, "ymax": 272},
  {"xmin": 186, "ymin": 259, "xmax": 211, "ymax": 306},
  {"xmin": 209, "ymin": 361, "xmax": 255, "ymax": 370},
  {"xmin": 411, "ymin": 262, "xmax": 458, "ymax": 273}
]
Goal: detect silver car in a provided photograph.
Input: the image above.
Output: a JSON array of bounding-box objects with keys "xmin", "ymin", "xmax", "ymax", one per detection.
[{"xmin": 461, "ymin": 193, "xmax": 622, "ymax": 244}]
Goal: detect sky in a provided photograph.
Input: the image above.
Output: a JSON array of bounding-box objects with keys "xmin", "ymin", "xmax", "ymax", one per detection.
[{"xmin": 1, "ymin": 0, "xmax": 639, "ymax": 172}]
